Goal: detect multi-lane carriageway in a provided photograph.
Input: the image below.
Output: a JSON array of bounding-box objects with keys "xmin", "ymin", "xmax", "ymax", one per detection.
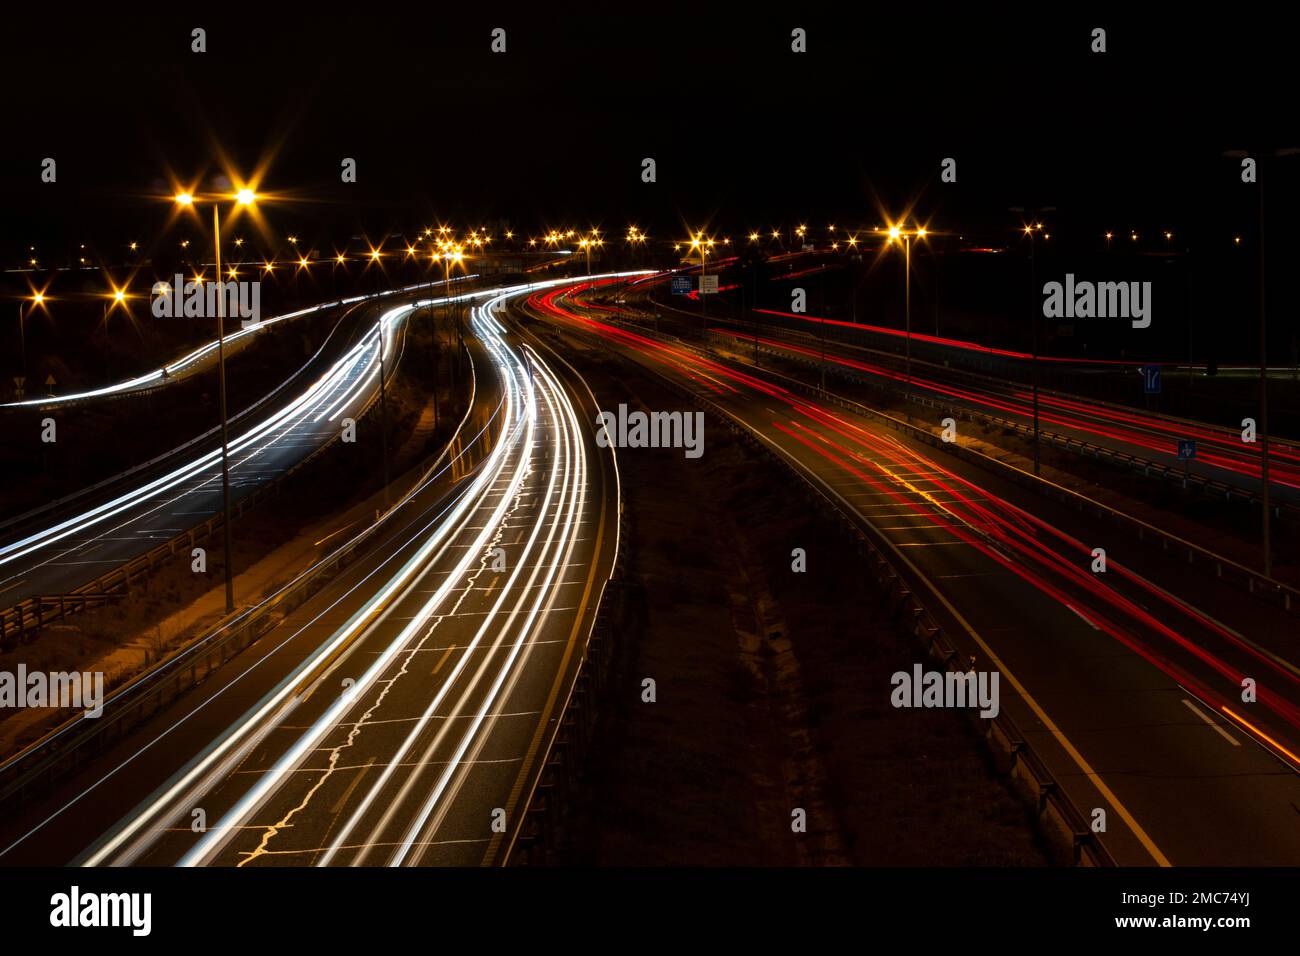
[
  {"xmin": 527, "ymin": 278, "xmax": 1300, "ymax": 867},
  {"xmin": 0, "ymin": 277, "xmax": 629, "ymax": 865},
  {"xmin": 1, "ymin": 279, "xmax": 476, "ymax": 615},
  {"xmin": 740, "ymin": 307, "xmax": 1300, "ymax": 508},
  {"xmin": 6, "ymin": 265, "xmax": 1300, "ymax": 867}
]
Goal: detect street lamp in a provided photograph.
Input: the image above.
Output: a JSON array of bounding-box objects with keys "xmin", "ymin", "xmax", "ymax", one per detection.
[
  {"xmin": 174, "ymin": 185, "xmax": 258, "ymax": 614},
  {"xmin": 690, "ymin": 232, "xmax": 714, "ymax": 320},
  {"xmin": 16, "ymin": 291, "xmax": 47, "ymax": 380},
  {"xmin": 1223, "ymin": 146, "xmax": 1300, "ymax": 578},
  {"xmin": 364, "ymin": 246, "xmax": 392, "ymax": 509},
  {"xmin": 626, "ymin": 226, "xmax": 647, "ymax": 264},
  {"xmin": 1010, "ymin": 206, "xmax": 1055, "ymax": 476},
  {"xmin": 884, "ymin": 222, "xmax": 928, "ymax": 417},
  {"xmin": 100, "ymin": 286, "xmax": 131, "ymax": 378}
]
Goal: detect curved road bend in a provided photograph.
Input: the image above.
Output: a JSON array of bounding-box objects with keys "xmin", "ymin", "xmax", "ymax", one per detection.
[
  {"xmin": 528, "ymin": 281, "xmax": 1300, "ymax": 867},
  {"xmin": 0, "ymin": 281, "xmax": 618, "ymax": 867}
]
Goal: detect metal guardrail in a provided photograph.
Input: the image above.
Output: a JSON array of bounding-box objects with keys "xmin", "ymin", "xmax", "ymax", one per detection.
[
  {"xmin": 0, "ymin": 313, "xmax": 420, "ymax": 648},
  {"xmin": 699, "ymin": 301, "xmax": 1300, "ymax": 452},
  {"xmin": 569, "ymin": 294, "xmax": 1299, "ymax": 614},
  {"xmin": 708, "ymin": 332, "xmax": 1300, "ymax": 616},
  {"xmin": 0, "ymin": 275, "xmax": 479, "ymax": 539},
  {"xmin": 496, "ymin": 321, "xmax": 628, "ymax": 865},
  {"xmin": 505, "ymin": 521, "xmax": 626, "ymax": 866},
  {"xmin": 515, "ymin": 300, "xmax": 1112, "ymax": 866},
  {"xmin": 703, "ymin": 320, "xmax": 1300, "ymax": 524},
  {"xmin": 0, "ymin": 338, "xmax": 484, "ymax": 812}
]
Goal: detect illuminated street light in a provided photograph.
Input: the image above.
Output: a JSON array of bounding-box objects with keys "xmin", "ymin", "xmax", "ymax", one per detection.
[
  {"xmin": 688, "ymin": 230, "xmax": 716, "ymax": 318},
  {"xmin": 883, "ymin": 222, "xmax": 929, "ymax": 413},
  {"xmin": 1010, "ymin": 203, "xmax": 1057, "ymax": 474},
  {"xmin": 171, "ymin": 183, "xmax": 263, "ymax": 614},
  {"xmin": 16, "ymin": 291, "xmax": 49, "ymax": 378}
]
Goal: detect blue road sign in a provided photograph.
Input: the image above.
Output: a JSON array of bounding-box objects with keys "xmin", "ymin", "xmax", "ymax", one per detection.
[
  {"xmin": 670, "ymin": 275, "xmax": 692, "ymax": 295},
  {"xmin": 1177, "ymin": 439, "xmax": 1197, "ymax": 460},
  {"xmin": 1141, "ymin": 365, "xmax": 1162, "ymax": 394}
]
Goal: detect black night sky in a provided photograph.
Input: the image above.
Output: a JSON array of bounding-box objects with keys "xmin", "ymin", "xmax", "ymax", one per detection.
[{"xmin": 3, "ymin": 5, "xmax": 1298, "ymax": 361}]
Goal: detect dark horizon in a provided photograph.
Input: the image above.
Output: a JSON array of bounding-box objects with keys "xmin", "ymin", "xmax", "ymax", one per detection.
[{"xmin": 5, "ymin": 7, "xmax": 1299, "ymax": 238}]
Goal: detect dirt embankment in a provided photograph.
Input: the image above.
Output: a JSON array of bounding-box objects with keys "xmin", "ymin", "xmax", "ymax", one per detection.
[
  {"xmin": 557, "ymin": 339, "xmax": 1045, "ymax": 866},
  {"xmin": 0, "ymin": 313, "xmax": 468, "ymax": 759}
]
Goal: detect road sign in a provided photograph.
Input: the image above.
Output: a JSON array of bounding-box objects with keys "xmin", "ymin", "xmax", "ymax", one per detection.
[
  {"xmin": 1140, "ymin": 365, "xmax": 1161, "ymax": 394},
  {"xmin": 670, "ymin": 275, "xmax": 692, "ymax": 295},
  {"xmin": 1177, "ymin": 439, "xmax": 1197, "ymax": 460},
  {"xmin": 700, "ymin": 275, "xmax": 719, "ymax": 295}
]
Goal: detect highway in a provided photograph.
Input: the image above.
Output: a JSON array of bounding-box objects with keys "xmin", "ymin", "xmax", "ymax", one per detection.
[
  {"xmin": 0, "ymin": 278, "xmax": 620, "ymax": 866},
  {"xmin": 523, "ymin": 279, "xmax": 1300, "ymax": 867},
  {"xmin": 0, "ymin": 296, "xmax": 416, "ymax": 610},
  {"xmin": 0, "ymin": 277, "xmax": 475, "ymax": 411},
  {"xmin": 0, "ymin": 277, "xmax": 497, "ymax": 618},
  {"xmin": 714, "ymin": 306, "xmax": 1300, "ymax": 506}
]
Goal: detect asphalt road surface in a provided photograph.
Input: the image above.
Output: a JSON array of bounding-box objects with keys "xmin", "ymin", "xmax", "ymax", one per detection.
[
  {"xmin": 526, "ymin": 279, "xmax": 1300, "ymax": 867},
  {"xmin": 0, "ymin": 282, "xmax": 619, "ymax": 866}
]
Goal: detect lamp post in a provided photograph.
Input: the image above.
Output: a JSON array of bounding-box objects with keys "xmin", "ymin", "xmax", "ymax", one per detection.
[
  {"xmin": 690, "ymin": 233, "xmax": 714, "ymax": 322},
  {"xmin": 367, "ymin": 247, "xmax": 391, "ymax": 511},
  {"xmin": 101, "ymin": 288, "xmax": 129, "ymax": 379},
  {"xmin": 1025, "ymin": 224, "xmax": 1041, "ymax": 475},
  {"xmin": 886, "ymin": 223, "xmax": 927, "ymax": 418},
  {"xmin": 17, "ymin": 293, "xmax": 45, "ymax": 379},
  {"xmin": 175, "ymin": 187, "xmax": 257, "ymax": 614},
  {"xmin": 1223, "ymin": 147, "xmax": 1300, "ymax": 577},
  {"xmin": 378, "ymin": 309, "xmax": 390, "ymax": 511},
  {"xmin": 1010, "ymin": 206, "xmax": 1054, "ymax": 476},
  {"xmin": 441, "ymin": 246, "xmax": 465, "ymax": 389}
]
